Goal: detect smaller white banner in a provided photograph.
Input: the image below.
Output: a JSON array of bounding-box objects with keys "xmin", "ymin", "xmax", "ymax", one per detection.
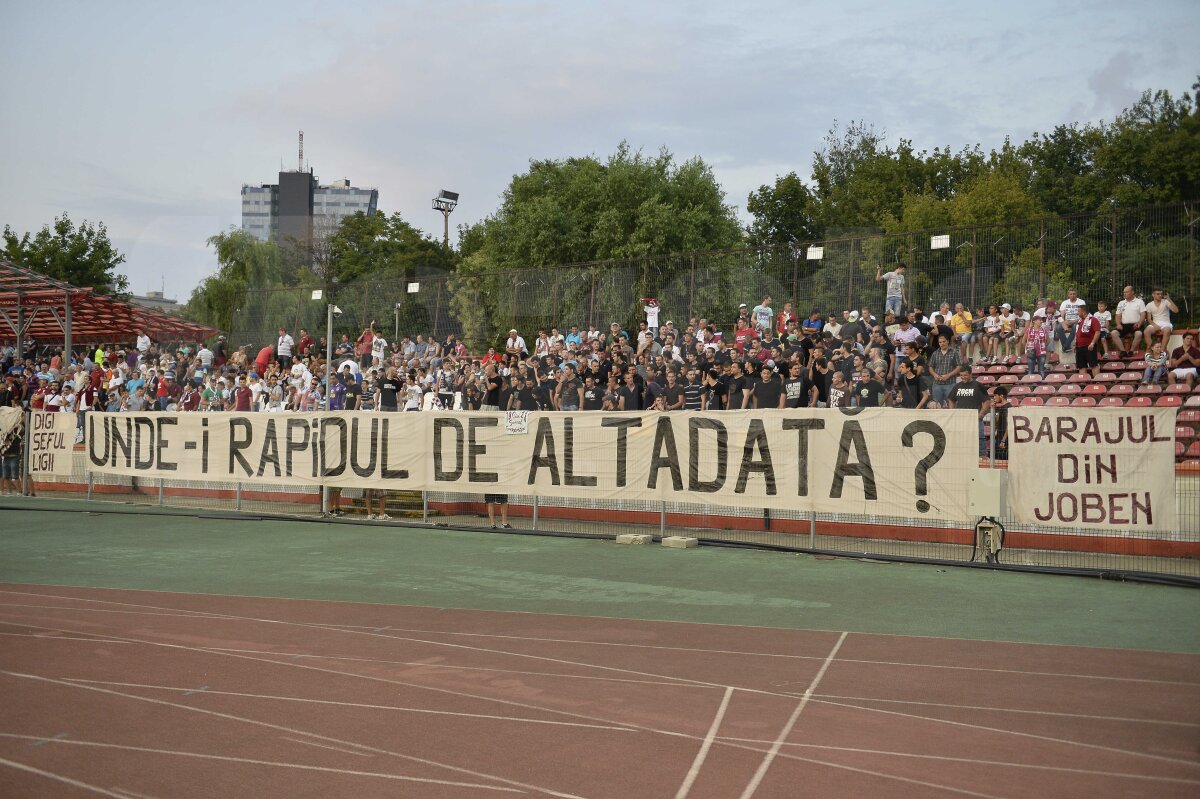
[
  {"xmin": 28, "ymin": 411, "xmax": 76, "ymax": 476},
  {"xmin": 1007, "ymin": 408, "xmax": 1176, "ymax": 532}
]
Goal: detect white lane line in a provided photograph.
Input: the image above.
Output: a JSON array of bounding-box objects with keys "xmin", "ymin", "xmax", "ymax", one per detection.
[
  {"xmin": 673, "ymin": 686, "xmax": 734, "ymax": 799},
  {"xmin": 811, "ymin": 693, "xmax": 1200, "ymax": 728},
  {"xmin": 0, "ymin": 631, "xmax": 133, "ymax": 645},
  {"xmin": 109, "ymin": 787, "xmax": 163, "ymax": 799},
  {"xmin": 737, "ymin": 631, "xmax": 848, "ymax": 799},
  {"xmin": 712, "ymin": 738, "xmax": 1200, "ymax": 784},
  {"xmin": 0, "ymin": 754, "xmax": 134, "ymax": 798},
  {"xmin": 0, "ymin": 733, "xmax": 518, "ymax": 792},
  {"xmin": 812, "ymin": 698, "xmax": 1200, "ymax": 769},
  {"xmin": 64, "ymin": 679, "xmax": 637, "ymax": 731},
  {"xmin": 0, "ymin": 673, "xmax": 586, "ymax": 799},
  {"xmin": 279, "ymin": 736, "xmax": 371, "ymax": 757}
]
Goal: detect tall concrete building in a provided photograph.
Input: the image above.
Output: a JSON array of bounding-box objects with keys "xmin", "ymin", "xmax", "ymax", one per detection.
[{"xmin": 241, "ymin": 171, "xmax": 379, "ymax": 244}]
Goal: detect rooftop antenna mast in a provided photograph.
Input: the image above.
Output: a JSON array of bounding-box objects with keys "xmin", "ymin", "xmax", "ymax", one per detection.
[{"xmin": 298, "ymin": 130, "xmax": 304, "ymax": 172}]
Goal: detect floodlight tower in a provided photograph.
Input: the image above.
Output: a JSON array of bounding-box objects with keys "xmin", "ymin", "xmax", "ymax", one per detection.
[{"xmin": 432, "ymin": 190, "xmax": 459, "ymax": 248}]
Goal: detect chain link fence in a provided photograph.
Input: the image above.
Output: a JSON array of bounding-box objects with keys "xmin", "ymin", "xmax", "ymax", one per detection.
[{"xmin": 226, "ymin": 203, "xmax": 1197, "ymax": 352}]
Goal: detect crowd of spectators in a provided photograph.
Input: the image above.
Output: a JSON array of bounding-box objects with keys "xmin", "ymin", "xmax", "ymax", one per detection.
[{"xmin": 1, "ymin": 271, "xmax": 1192, "ymax": 460}]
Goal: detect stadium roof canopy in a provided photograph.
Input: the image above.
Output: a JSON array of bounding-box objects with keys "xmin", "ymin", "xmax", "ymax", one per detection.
[{"xmin": 0, "ymin": 260, "xmax": 218, "ymax": 347}]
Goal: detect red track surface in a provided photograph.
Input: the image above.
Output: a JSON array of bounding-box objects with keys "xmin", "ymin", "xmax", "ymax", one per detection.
[{"xmin": 0, "ymin": 584, "xmax": 1197, "ymax": 798}]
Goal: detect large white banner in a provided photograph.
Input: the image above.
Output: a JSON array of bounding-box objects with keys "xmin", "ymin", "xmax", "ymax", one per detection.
[
  {"xmin": 85, "ymin": 410, "xmax": 978, "ymax": 520},
  {"xmin": 1007, "ymin": 407, "xmax": 1176, "ymax": 532}
]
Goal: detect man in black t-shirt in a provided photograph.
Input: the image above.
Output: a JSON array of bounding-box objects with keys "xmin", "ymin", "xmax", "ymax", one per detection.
[
  {"xmin": 782, "ymin": 362, "xmax": 810, "ymax": 408},
  {"xmin": 342, "ymin": 368, "xmax": 362, "ymax": 410},
  {"xmin": 702, "ymin": 368, "xmax": 727, "ymax": 411},
  {"xmin": 513, "ymin": 376, "xmax": 538, "ymax": 410},
  {"xmin": 895, "ymin": 360, "xmax": 928, "ymax": 409},
  {"xmin": 950, "ymin": 366, "xmax": 992, "ymax": 456},
  {"xmin": 619, "ymin": 371, "xmax": 642, "ymax": 411},
  {"xmin": 809, "ymin": 358, "xmax": 831, "ymax": 407},
  {"xmin": 557, "ymin": 365, "xmax": 583, "ymax": 411},
  {"xmin": 750, "ymin": 363, "xmax": 784, "ymax": 409},
  {"xmin": 662, "ymin": 369, "xmax": 685, "ymax": 410},
  {"xmin": 376, "ymin": 368, "xmax": 400, "ymax": 411},
  {"xmin": 581, "ymin": 376, "xmax": 603, "ymax": 410},
  {"xmin": 853, "ymin": 369, "xmax": 886, "ymax": 408},
  {"xmin": 481, "ymin": 364, "xmax": 502, "ymax": 410}
]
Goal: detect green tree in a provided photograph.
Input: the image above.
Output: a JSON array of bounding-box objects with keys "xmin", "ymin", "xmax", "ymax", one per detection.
[
  {"xmin": 182, "ymin": 229, "xmax": 284, "ymax": 334},
  {"xmin": 2, "ymin": 213, "xmax": 129, "ymax": 294},
  {"xmin": 449, "ymin": 143, "xmax": 742, "ymax": 349},
  {"xmin": 745, "ymin": 172, "xmax": 818, "ymax": 246}
]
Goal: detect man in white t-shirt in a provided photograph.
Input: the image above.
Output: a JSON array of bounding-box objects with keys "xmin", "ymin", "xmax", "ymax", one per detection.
[
  {"xmin": 1145, "ymin": 288, "xmax": 1178, "ymax": 352},
  {"xmin": 1108, "ymin": 285, "xmax": 1147, "ymax": 357},
  {"xmin": 751, "ymin": 296, "xmax": 775, "ymax": 333},
  {"xmin": 1056, "ymin": 289, "xmax": 1086, "ymax": 353},
  {"xmin": 642, "ymin": 298, "xmax": 661, "ymax": 337},
  {"xmin": 875, "ymin": 262, "xmax": 907, "ymax": 317},
  {"xmin": 136, "ymin": 330, "xmax": 152, "ymax": 361},
  {"xmin": 276, "ymin": 327, "xmax": 295, "ymax": 370},
  {"xmin": 370, "ymin": 333, "xmax": 387, "ymax": 366},
  {"xmin": 505, "ymin": 329, "xmax": 527, "ymax": 358}
]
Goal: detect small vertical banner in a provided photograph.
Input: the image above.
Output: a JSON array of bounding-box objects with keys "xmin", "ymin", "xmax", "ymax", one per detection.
[
  {"xmin": 1007, "ymin": 408, "xmax": 1176, "ymax": 531},
  {"xmin": 28, "ymin": 411, "xmax": 76, "ymax": 476}
]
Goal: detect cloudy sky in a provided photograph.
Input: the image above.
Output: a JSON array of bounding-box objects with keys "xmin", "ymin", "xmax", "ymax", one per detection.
[{"xmin": 2, "ymin": 0, "xmax": 1196, "ymax": 302}]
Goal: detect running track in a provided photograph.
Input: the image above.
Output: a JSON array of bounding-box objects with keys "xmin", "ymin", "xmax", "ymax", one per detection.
[{"xmin": 0, "ymin": 584, "xmax": 1197, "ymax": 798}]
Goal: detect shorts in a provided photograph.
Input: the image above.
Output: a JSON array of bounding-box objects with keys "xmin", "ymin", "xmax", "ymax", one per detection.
[
  {"xmin": 1075, "ymin": 346, "xmax": 1098, "ymax": 369},
  {"xmin": 559, "ymin": 403, "xmax": 579, "ymax": 411},
  {"xmin": 1, "ymin": 456, "xmax": 19, "ymax": 480},
  {"xmin": 1148, "ymin": 321, "xmax": 1173, "ymax": 332},
  {"xmin": 957, "ymin": 332, "xmax": 975, "ymax": 342},
  {"xmin": 484, "ymin": 494, "xmax": 509, "ymax": 505},
  {"xmin": 1173, "ymin": 368, "xmax": 1198, "ymax": 380},
  {"xmin": 1118, "ymin": 323, "xmax": 1140, "ymax": 337}
]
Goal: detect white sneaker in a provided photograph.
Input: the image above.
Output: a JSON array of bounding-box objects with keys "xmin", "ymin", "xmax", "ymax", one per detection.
[{"xmin": 377, "ymin": 513, "xmax": 392, "ymax": 521}]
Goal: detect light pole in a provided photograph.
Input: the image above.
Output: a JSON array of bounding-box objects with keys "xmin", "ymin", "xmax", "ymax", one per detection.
[
  {"xmin": 313, "ymin": 289, "xmax": 341, "ymax": 516},
  {"xmin": 432, "ymin": 190, "xmax": 458, "ymax": 248}
]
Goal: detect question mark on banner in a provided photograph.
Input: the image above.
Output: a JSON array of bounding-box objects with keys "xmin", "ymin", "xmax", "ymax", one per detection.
[{"xmin": 901, "ymin": 420, "xmax": 947, "ymax": 513}]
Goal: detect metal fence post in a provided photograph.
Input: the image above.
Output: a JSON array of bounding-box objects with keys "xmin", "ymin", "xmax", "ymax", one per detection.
[
  {"xmin": 87, "ymin": 471, "xmax": 93, "ymax": 502},
  {"xmin": 236, "ymin": 482, "xmax": 242, "ymax": 511},
  {"xmin": 422, "ymin": 490, "xmax": 429, "ymax": 524},
  {"xmin": 809, "ymin": 511, "xmax": 816, "ymax": 549},
  {"xmin": 532, "ymin": 495, "xmax": 539, "ymax": 530},
  {"xmin": 22, "ymin": 409, "xmax": 31, "ymax": 496},
  {"xmin": 989, "ymin": 407, "xmax": 997, "ymax": 468},
  {"xmin": 158, "ymin": 478, "xmax": 164, "ymax": 505},
  {"xmin": 660, "ymin": 502, "xmax": 666, "ymax": 537}
]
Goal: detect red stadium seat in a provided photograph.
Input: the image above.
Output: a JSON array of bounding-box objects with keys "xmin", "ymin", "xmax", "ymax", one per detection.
[
  {"xmin": 1102, "ymin": 361, "xmax": 1125, "ymax": 372},
  {"xmin": 972, "ymin": 365, "xmax": 988, "ymax": 375},
  {"xmin": 1068, "ymin": 372, "xmax": 1091, "ymax": 383},
  {"xmin": 1045, "ymin": 372, "xmax": 1067, "ymax": 383},
  {"xmin": 1098, "ymin": 396, "xmax": 1125, "ymax": 407},
  {"xmin": 1019, "ymin": 373, "xmax": 1043, "ymax": 384},
  {"xmin": 1083, "ymin": 383, "xmax": 1108, "ymax": 395},
  {"xmin": 1118, "ymin": 371, "xmax": 1143, "ymax": 382},
  {"xmin": 1102, "ymin": 351, "xmax": 1122, "ymax": 361},
  {"xmin": 1187, "ymin": 441, "xmax": 1200, "ymax": 458},
  {"xmin": 1127, "ymin": 360, "xmax": 1146, "ymax": 370},
  {"xmin": 1135, "ymin": 384, "xmax": 1163, "ymax": 394},
  {"xmin": 1021, "ymin": 396, "xmax": 1045, "ymax": 406},
  {"xmin": 1033, "ymin": 384, "xmax": 1056, "ymax": 395},
  {"xmin": 1046, "ymin": 396, "xmax": 1071, "ymax": 406},
  {"xmin": 1165, "ymin": 383, "xmax": 1190, "ymax": 394},
  {"xmin": 1109, "ymin": 383, "xmax": 1135, "ymax": 395},
  {"xmin": 976, "ymin": 374, "xmax": 996, "ymax": 385},
  {"xmin": 1057, "ymin": 383, "xmax": 1082, "ymax": 395},
  {"xmin": 1177, "ymin": 426, "xmax": 1197, "ymax": 441},
  {"xmin": 1156, "ymin": 395, "xmax": 1183, "ymax": 408},
  {"xmin": 1127, "ymin": 396, "xmax": 1153, "ymax": 407},
  {"xmin": 1179, "ymin": 410, "xmax": 1200, "ymax": 423},
  {"xmin": 1179, "ymin": 442, "xmax": 1188, "ymax": 457},
  {"xmin": 1071, "ymin": 396, "xmax": 1097, "ymax": 407},
  {"xmin": 1010, "ymin": 385, "xmax": 1033, "ymax": 396},
  {"xmin": 997, "ymin": 374, "xmax": 1019, "ymax": 384},
  {"xmin": 1130, "ymin": 350, "xmax": 1146, "ymax": 359},
  {"xmin": 1093, "ymin": 372, "xmax": 1116, "ymax": 383},
  {"xmin": 988, "ymin": 364, "xmax": 1007, "ymax": 374},
  {"xmin": 1187, "ymin": 395, "xmax": 1200, "ymax": 408}
]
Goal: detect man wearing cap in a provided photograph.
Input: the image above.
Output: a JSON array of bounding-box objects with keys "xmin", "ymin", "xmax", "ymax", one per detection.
[{"xmin": 504, "ymin": 329, "xmax": 527, "ymax": 359}]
